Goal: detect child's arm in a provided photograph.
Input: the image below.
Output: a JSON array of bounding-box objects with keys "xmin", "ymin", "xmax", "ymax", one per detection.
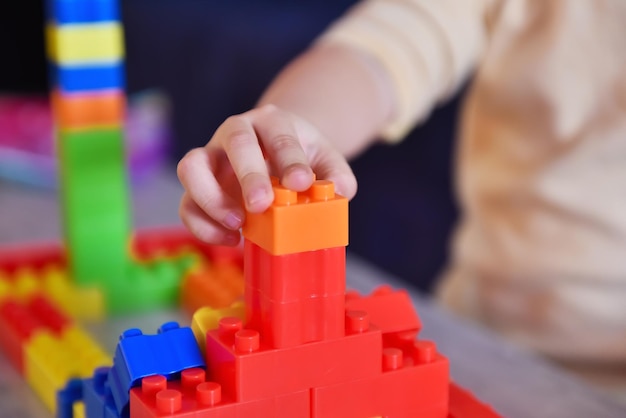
[
  {"xmin": 177, "ymin": 0, "xmax": 491, "ymax": 246},
  {"xmin": 177, "ymin": 42, "xmax": 395, "ymax": 245}
]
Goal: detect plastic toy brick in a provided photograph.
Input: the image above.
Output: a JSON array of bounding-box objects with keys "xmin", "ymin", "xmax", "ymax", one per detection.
[
  {"xmin": 130, "ymin": 368, "xmax": 310, "ymax": 418},
  {"xmin": 0, "ymin": 242, "xmax": 64, "ymax": 274},
  {"xmin": 57, "ymin": 378, "xmax": 84, "ymax": 418},
  {"xmin": 107, "ymin": 322, "xmax": 205, "ymax": 416},
  {"xmin": 46, "ymin": 22, "xmax": 124, "ymax": 65},
  {"xmin": 0, "ymin": 263, "xmax": 105, "ymax": 320},
  {"xmin": 0, "ymin": 292, "xmax": 71, "ymax": 375},
  {"xmin": 0, "ymin": 276, "xmax": 8, "ymax": 301},
  {"xmin": 345, "ymin": 286, "xmax": 422, "ymax": 335},
  {"xmin": 205, "ymin": 314, "xmax": 382, "ymax": 402},
  {"xmin": 26, "ymin": 293, "xmax": 72, "ymax": 334},
  {"xmin": 83, "ymin": 367, "xmax": 120, "ymax": 418},
  {"xmin": 191, "ymin": 302, "xmax": 245, "ymax": 354},
  {"xmin": 25, "ymin": 323, "xmax": 111, "ymax": 412},
  {"xmin": 242, "ymin": 179, "xmax": 348, "ymax": 255},
  {"xmin": 41, "ymin": 265, "xmax": 104, "ymax": 320},
  {"xmin": 244, "ymin": 240, "xmax": 345, "ymax": 347},
  {"xmin": 53, "ymin": 62, "xmax": 124, "ymax": 93},
  {"xmin": 46, "ymin": 0, "xmax": 120, "ymax": 25},
  {"xmin": 130, "ymin": 227, "xmax": 243, "ymax": 268},
  {"xmin": 244, "ymin": 241, "xmax": 345, "ymax": 302},
  {"xmin": 448, "ymin": 382, "xmax": 502, "ymax": 418},
  {"xmin": 104, "ymin": 257, "xmax": 188, "ymax": 314},
  {"xmin": 310, "ymin": 341, "xmax": 449, "ymax": 418},
  {"xmin": 255, "ymin": 292, "xmax": 345, "ymax": 350},
  {"xmin": 181, "ymin": 262, "xmax": 244, "ymax": 314},
  {"xmin": 0, "ymin": 298, "xmax": 47, "ymax": 372},
  {"xmin": 4, "ymin": 267, "xmax": 40, "ymax": 302},
  {"xmin": 52, "ymin": 90, "xmax": 125, "ymax": 130},
  {"xmin": 57, "ymin": 127, "xmax": 130, "ymax": 290}
]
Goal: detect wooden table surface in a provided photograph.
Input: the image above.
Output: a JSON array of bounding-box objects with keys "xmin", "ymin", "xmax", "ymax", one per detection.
[{"xmin": 1, "ymin": 169, "xmax": 625, "ymax": 418}]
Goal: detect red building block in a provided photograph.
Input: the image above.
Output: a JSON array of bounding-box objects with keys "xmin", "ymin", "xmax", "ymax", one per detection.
[
  {"xmin": 205, "ymin": 312, "xmax": 382, "ymax": 402},
  {"xmin": 256, "ymin": 293, "xmax": 345, "ymax": 349},
  {"xmin": 26, "ymin": 294, "xmax": 71, "ymax": 334},
  {"xmin": 244, "ymin": 240, "xmax": 345, "ymax": 347},
  {"xmin": 0, "ymin": 242, "xmax": 64, "ymax": 275},
  {"xmin": 345, "ymin": 286, "xmax": 422, "ymax": 335},
  {"xmin": 448, "ymin": 382, "xmax": 502, "ymax": 418},
  {"xmin": 130, "ymin": 368, "xmax": 310, "ymax": 418},
  {"xmin": 311, "ymin": 340, "xmax": 449, "ymax": 418},
  {"xmin": 132, "ymin": 227, "xmax": 243, "ymax": 268},
  {"xmin": 0, "ymin": 299, "xmax": 47, "ymax": 372}
]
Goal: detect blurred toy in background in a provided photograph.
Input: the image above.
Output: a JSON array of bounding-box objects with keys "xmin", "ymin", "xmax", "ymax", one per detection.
[{"xmin": 0, "ymin": 91, "xmax": 170, "ymax": 188}]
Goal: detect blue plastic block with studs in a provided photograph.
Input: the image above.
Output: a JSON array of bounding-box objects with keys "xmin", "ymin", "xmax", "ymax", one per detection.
[
  {"xmin": 83, "ymin": 367, "xmax": 121, "ymax": 418},
  {"xmin": 56, "ymin": 378, "xmax": 83, "ymax": 418},
  {"xmin": 46, "ymin": 0, "xmax": 120, "ymax": 25},
  {"xmin": 106, "ymin": 322, "xmax": 205, "ymax": 416}
]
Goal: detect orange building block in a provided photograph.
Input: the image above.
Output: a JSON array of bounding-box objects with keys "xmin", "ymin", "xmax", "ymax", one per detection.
[
  {"xmin": 242, "ymin": 180, "xmax": 348, "ymax": 255},
  {"xmin": 181, "ymin": 263, "xmax": 245, "ymax": 314},
  {"xmin": 51, "ymin": 89, "xmax": 124, "ymax": 131}
]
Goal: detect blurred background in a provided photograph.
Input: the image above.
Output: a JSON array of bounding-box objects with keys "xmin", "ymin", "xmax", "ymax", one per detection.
[{"xmin": 0, "ymin": 0, "xmax": 463, "ymax": 293}]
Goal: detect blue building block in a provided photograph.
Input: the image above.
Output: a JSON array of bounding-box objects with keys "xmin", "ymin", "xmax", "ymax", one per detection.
[
  {"xmin": 56, "ymin": 378, "xmax": 83, "ymax": 418},
  {"xmin": 51, "ymin": 62, "xmax": 125, "ymax": 93},
  {"xmin": 106, "ymin": 322, "xmax": 205, "ymax": 417},
  {"xmin": 46, "ymin": 0, "xmax": 120, "ymax": 24},
  {"xmin": 84, "ymin": 367, "xmax": 121, "ymax": 418}
]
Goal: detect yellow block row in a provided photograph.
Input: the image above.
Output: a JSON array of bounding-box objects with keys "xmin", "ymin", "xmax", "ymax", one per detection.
[
  {"xmin": 0, "ymin": 265, "xmax": 104, "ymax": 320},
  {"xmin": 25, "ymin": 325, "xmax": 111, "ymax": 412},
  {"xmin": 46, "ymin": 22, "xmax": 124, "ymax": 64}
]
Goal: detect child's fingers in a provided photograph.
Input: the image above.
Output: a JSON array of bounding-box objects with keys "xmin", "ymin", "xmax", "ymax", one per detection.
[
  {"xmin": 179, "ymin": 193, "xmax": 241, "ymax": 246},
  {"xmin": 216, "ymin": 114, "xmax": 274, "ymax": 213},
  {"xmin": 310, "ymin": 141, "xmax": 358, "ymax": 200},
  {"xmin": 177, "ymin": 147, "xmax": 245, "ymax": 231},
  {"xmin": 252, "ymin": 105, "xmax": 314, "ymax": 192}
]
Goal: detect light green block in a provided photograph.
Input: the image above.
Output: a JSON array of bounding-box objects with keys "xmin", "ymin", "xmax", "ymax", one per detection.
[{"xmin": 58, "ymin": 128, "xmax": 131, "ymax": 288}]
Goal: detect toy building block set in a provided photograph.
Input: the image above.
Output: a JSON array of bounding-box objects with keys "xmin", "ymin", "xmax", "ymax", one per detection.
[{"xmin": 0, "ymin": 1, "xmax": 502, "ymax": 417}]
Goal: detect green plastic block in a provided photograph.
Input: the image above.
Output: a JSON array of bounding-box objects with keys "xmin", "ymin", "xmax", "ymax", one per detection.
[
  {"xmin": 57, "ymin": 128, "xmax": 131, "ymax": 288},
  {"xmin": 104, "ymin": 256, "xmax": 195, "ymax": 315}
]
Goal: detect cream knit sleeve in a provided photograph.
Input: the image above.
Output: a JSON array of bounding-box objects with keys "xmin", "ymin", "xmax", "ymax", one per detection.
[{"xmin": 317, "ymin": 0, "xmax": 493, "ymax": 141}]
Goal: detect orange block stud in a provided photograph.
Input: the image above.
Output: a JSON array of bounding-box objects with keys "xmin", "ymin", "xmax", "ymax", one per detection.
[
  {"xmin": 242, "ymin": 180, "xmax": 348, "ymax": 255},
  {"xmin": 52, "ymin": 89, "xmax": 124, "ymax": 131}
]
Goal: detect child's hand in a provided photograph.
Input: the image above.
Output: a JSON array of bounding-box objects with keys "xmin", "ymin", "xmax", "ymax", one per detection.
[{"xmin": 177, "ymin": 104, "xmax": 357, "ymax": 246}]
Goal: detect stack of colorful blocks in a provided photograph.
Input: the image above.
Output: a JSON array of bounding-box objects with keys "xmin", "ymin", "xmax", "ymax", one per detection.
[
  {"xmin": 0, "ymin": 229, "xmax": 245, "ymax": 418},
  {"xmin": 46, "ymin": 0, "xmax": 130, "ymax": 293}
]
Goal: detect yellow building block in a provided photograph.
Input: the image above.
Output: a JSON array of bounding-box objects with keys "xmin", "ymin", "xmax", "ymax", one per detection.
[
  {"xmin": 12, "ymin": 268, "xmax": 40, "ymax": 301},
  {"xmin": 24, "ymin": 325, "xmax": 111, "ymax": 412},
  {"xmin": 191, "ymin": 301, "xmax": 245, "ymax": 353},
  {"xmin": 0, "ymin": 275, "xmax": 9, "ymax": 302},
  {"xmin": 41, "ymin": 265, "xmax": 105, "ymax": 321},
  {"xmin": 74, "ymin": 401, "xmax": 86, "ymax": 418},
  {"xmin": 46, "ymin": 22, "xmax": 124, "ymax": 64}
]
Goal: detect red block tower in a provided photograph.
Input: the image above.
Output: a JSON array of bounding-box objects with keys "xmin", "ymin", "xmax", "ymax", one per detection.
[
  {"xmin": 243, "ymin": 179, "xmax": 348, "ymax": 348},
  {"xmin": 130, "ymin": 179, "xmax": 501, "ymax": 417}
]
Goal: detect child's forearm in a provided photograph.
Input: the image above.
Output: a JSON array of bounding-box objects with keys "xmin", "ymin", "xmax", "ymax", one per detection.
[{"xmin": 258, "ymin": 43, "xmax": 396, "ymax": 159}]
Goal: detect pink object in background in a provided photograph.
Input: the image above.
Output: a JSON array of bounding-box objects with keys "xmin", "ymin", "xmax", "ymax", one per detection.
[{"xmin": 0, "ymin": 91, "xmax": 171, "ymax": 188}]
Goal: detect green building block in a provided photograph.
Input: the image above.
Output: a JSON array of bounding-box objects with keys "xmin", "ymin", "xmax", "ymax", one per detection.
[
  {"xmin": 104, "ymin": 254, "xmax": 197, "ymax": 315},
  {"xmin": 58, "ymin": 128, "xmax": 131, "ymax": 288}
]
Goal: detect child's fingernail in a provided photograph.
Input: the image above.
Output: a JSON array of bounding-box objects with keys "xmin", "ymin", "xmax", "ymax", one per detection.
[
  {"xmin": 223, "ymin": 211, "xmax": 243, "ymax": 230},
  {"xmin": 247, "ymin": 187, "xmax": 269, "ymax": 208}
]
